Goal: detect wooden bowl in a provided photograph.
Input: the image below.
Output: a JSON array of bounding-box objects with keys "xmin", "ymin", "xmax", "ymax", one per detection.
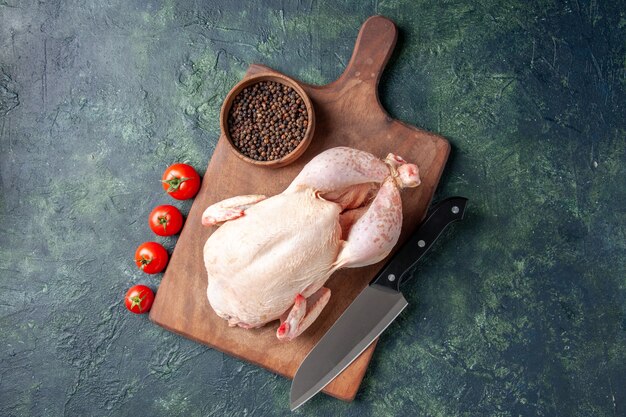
[{"xmin": 220, "ymin": 73, "xmax": 315, "ymax": 168}]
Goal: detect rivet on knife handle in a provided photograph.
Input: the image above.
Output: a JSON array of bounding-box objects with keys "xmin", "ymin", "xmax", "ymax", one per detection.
[{"xmin": 371, "ymin": 197, "xmax": 468, "ymax": 292}]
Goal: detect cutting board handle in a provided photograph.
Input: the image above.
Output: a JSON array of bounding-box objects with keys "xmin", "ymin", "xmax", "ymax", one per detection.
[{"xmin": 337, "ymin": 15, "xmax": 398, "ymax": 91}]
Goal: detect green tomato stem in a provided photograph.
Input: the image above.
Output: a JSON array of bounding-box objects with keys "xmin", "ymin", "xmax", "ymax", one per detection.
[
  {"xmin": 130, "ymin": 293, "xmax": 146, "ymax": 312},
  {"xmin": 158, "ymin": 215, "xmax": 168, "ymax": 232},
  {"xmin": 161, "ymin": 176, "xmax": 190, "ymax": 192},
  {"xmin": 136, "ymin": 255, "xmax": 152, "ymax": 270}
]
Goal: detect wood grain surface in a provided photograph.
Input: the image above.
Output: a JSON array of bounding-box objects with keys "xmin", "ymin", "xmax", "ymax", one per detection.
[{"xmin": 150, "ymin": 15, "xmax": 450, "ymax": 401}]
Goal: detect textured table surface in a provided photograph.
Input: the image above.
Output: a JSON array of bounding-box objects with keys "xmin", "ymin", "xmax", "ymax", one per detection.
[{"xmin": 1, "ymin": 1, "xmax": 625, "ymax": 416}]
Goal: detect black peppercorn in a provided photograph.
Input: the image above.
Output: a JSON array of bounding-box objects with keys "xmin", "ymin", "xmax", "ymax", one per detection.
[{"xmin": 228, "ymin": 80, "xmax": 308, "ymax": 162}]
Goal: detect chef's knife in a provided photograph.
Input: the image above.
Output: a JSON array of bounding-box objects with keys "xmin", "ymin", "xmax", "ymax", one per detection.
[{"xmin": 290, "ymin": 197, "xmax": 468, "ymax": 410}]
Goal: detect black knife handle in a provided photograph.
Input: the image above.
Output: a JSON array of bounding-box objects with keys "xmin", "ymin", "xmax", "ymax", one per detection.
[{"xmin": 370, "ymin": 197, "xmax": 468, "ymax": 292}]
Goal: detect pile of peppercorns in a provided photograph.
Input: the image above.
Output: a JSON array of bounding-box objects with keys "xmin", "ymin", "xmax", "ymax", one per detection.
[{"xmin": 227, "ymin": 80, "xmax": 308, "ymax": 161}]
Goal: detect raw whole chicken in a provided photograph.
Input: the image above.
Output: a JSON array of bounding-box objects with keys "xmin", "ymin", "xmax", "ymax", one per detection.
[{"xmin": 202, "ymin": 147, "xmax": 420, "ymax": 341}]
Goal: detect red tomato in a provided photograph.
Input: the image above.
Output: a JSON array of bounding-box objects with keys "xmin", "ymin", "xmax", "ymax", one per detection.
[
  {"xmin": 161, "ymin": 163, "xmax": 201, "ymax": 200},
  {"xmin": 125, "ymin": 285, "xmax": 155, "ymax": 314},
  {"xmin": 149, "ymin": 205, "xmax": 184, "ymax": 236},
  {"xmin": 134, "ymin": 242, "xmax": 169, "ymax": 274}
]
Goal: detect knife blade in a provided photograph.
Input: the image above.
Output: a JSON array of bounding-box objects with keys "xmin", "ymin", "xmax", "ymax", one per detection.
[{"xmin": 290, "ymin": 197, "xmax": 468, "ymax": 410}]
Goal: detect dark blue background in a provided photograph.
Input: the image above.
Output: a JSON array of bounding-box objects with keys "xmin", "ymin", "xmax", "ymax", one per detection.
[{"xmin": 1, "ymin": 1, "xmax": 625, "ymax": 416}]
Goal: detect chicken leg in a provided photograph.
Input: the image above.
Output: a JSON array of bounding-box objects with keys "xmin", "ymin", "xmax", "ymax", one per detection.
[{"xmin": 276, "ymin": 288, "xmax": 331, "ymax": 341}]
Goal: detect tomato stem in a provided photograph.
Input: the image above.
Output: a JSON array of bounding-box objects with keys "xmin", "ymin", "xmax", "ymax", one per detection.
[
  {"xmin": 130, "ymin": 293, "xmax": 146, "ymax": 312},
  {"xmin": 161, "ymin": 176, "xmax": 190, "ymax": 192},
  {"xmin": 135, "ymin": 255, "xmax": 153, "ymax": 270},
  {"xmin": 158, "ymin": 215, "xmax": 168, "ymax": 233}
]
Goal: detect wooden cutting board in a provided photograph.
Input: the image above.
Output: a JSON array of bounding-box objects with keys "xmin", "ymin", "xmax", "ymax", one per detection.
[{"xmin": 150, "ymin": 15, "xmax": 450, "ymax": 401}]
